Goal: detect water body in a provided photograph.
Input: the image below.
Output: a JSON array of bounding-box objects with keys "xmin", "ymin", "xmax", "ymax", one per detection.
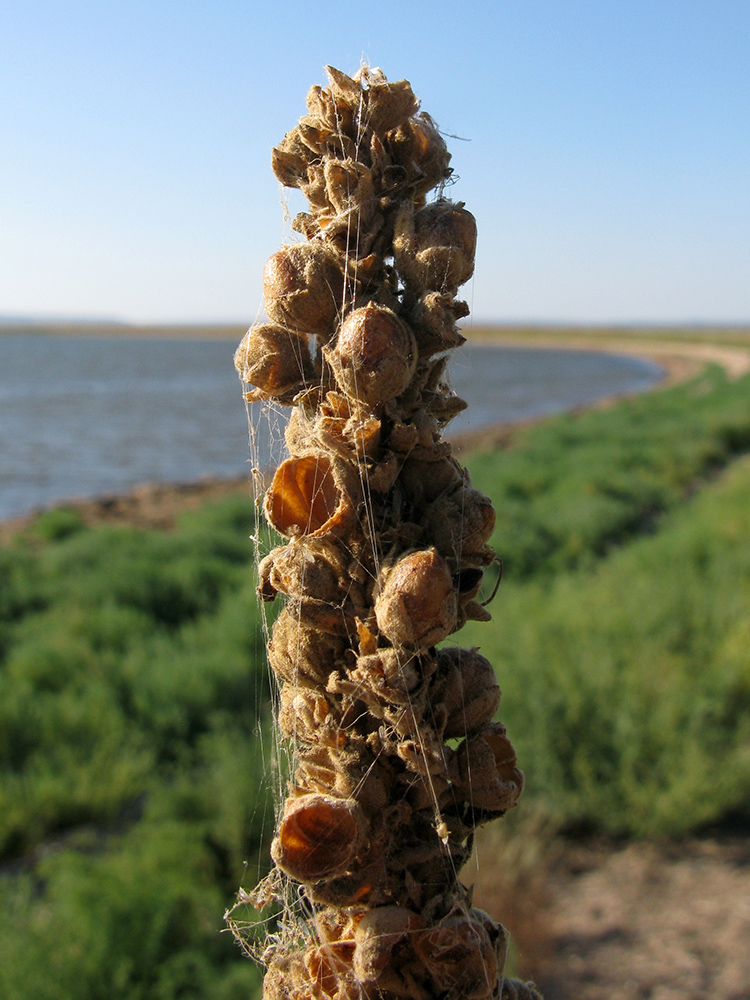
[{"xmin": 0, "ymin": 334, "xmax": 663, "ymax": 522}]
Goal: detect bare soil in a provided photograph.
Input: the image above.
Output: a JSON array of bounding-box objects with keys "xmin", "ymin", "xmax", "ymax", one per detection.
[{"xmin": 474, "ymin": 832, "xmax": 750, "ymax": 1000}]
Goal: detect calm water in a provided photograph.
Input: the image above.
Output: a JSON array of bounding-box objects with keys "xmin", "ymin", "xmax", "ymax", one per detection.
[{"xmin": 0, "ymin": 334, "xmax": 663, "ymax": 522}]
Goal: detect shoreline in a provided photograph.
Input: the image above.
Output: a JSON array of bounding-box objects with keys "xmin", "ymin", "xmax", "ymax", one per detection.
[{"xmin": 2, "ymin": 334, "xmax": 749, "ymax": 544}]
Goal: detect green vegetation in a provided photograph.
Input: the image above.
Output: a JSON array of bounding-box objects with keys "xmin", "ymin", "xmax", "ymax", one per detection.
[
  {"xmin": 461, "ymin": 365, "xmax": 750, "ymax": 836},
  {"xmin": 1, "ymin": 361, "xmax": 749, "ymax": 996},
  {"xmin": 0, "ymin": 496, "xmax": 275, "ymax": 1000}
]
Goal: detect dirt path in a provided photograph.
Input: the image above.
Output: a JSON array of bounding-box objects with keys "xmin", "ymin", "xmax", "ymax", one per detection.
[{"xmin": 472, "ymin": 832, "xmax": 750, "ymax": 1000}]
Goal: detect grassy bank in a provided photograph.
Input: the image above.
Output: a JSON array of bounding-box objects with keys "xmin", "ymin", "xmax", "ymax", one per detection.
[{"xmin": 1, "ymin": 361, "xmax": 749, "ymax": 997}]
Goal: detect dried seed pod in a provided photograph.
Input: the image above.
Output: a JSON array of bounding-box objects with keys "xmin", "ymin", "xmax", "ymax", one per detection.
[
  {"xmin": 235, "ymin": 323, "xmax": 315, "ymax": 401},
  {"xmin": 385, "ymin": 112, "xmax": 452, "ymax": 196},
  {"xmin": 271, "ymin": 140, "xmax": 310, "ymax": 190},
  {"xmin": 426, "ymin": 485, "xmax": 496, "ymax": 562},
  {"xmin": 324, "ymin": 302, "xmax": 417, "ymax": 407},
  {"xmin": 353, "ymin": 905, "xmax": 422, "ymax": 982},
  {"xmin": 295, "ymin": 742, "xmax": 392, "ymax": 818},
  {"xmin": 324, "ymin": 159, "xmax": 375, "ymax": 224},
  {"xmin": 258, "ymin": 536, "xmax": 351, "ymax": 605},
  {"xmin": 413, "ymin": 909, "xmax": 507, "ymax": 1000},
  {"xmin": 262, "ymin": 953, "xmax": 306, "ymax": 1000},
  {"xmin": 454, "ymin": 722, "xmax": 524, "ymax": 815},
  {"xmin": 394, "ymin": 200, "xmax": 477, "ymax": 293},
  {"xmin": 264, "ymin": 454, "xmax": 359, "ymax": 538},
  {"xmin": 278, "ymin": 685, "xmax": 345, "ymax": 747},
  {"xmin": 399, "ymin": 454, "xmax": 465, "ymax": 506},
  {"xmin": 408, "ymin": 291, "xmax": 467, "ymax": 356},
  {"xmin": 264, "ymin": 242, "xmax": 345, "ymax": 336},
  {"xmin": 268, "ymin": 608, "xmax": 348, "ymax": 687},
  {"xmin": 433, "ymin": 647, "xmax": 501, "ymax": 739},
  {"xmin": 374, "ymin": 548, "xmax": 457, "ymax": 650},
  {"xmin": 271, "ymin": 794, "xmax": 366, "ymax": 882},
  {"xmin": 364, "ymin": 77, "xmax": 420, "ymax": 136},
  {"xmin": 324, "ymin": 65, "xmax": 362, "ymax": 110}
]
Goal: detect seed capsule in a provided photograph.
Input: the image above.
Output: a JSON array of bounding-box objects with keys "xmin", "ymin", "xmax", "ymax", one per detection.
[
  {"xmin": 414, "ymin": 910, "xmax": 507, "ymax": 1000},
  {"xmin": 264, "ymin": 454, "xmax": 357, "ymax": 538},
  {"xmin": 375, "ymin": 548, "xmax": 457, "ymax": 650},
  {"xmin": 455, "ymin": 722, "xmax": 524, "ymax": 815},
  {"xmin": 271, "ymin": 793, "xmax": 366, "ymax": 882},
  {"xmin": 353, "ymin": 905, "xmax": 423, "ymax": 981},
  {"xmin": 234, "ymin": 323, "xmax": 314, "ymax": 400},
  {"xmin": 258, "ymin": 537, "xmax": 348, "ymax": 605},
  {"xmin": 324, "ymin": 303, "xmax": 417, "ymax": 406},
  {"xmin": 268, "ymin": 608, "xmax": 348, "ymax": 686},
  {"xmin": 427, "ymin": 485, "xmax": 496, "ymax": 561},
  {"xmin": 394, "ymin": 200, "xmax": 477, "ymax": 293},
  {"xmin": 263, "ymin": 242, "xmax": 345, "ymax": 336},
  {"xmin": 385, "ymin": 112, "xmax": 452, "ymax": 197},
  {"xmin": 323, "ymin": 159, "xmax": 375, "ymax": 224},
  {"xmin": 433, "ymin": 647, "xmax": 501, "ymax": 739}
]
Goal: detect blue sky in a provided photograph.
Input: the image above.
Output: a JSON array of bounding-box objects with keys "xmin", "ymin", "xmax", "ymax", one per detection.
[{"xmin": 2, "ymin": 0, "xmax": 748, "ymax": 325}]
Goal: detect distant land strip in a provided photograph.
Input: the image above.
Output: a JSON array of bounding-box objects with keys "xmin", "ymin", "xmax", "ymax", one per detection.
[{"xmin": 2, "ymin": 319, "xmax": 750, "ymax": 351}]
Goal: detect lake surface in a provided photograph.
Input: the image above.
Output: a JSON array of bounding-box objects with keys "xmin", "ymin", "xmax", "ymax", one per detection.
[{"xmin": 0, "ymin": 334, "xmax": 663, "ymax": 522}]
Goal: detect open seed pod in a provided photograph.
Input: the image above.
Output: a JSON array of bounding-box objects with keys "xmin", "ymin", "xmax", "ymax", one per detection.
[
  {"xmin": 323, "ymin": 159, "xmax": 376, "ymax": 226},
  {"xmin": 264, "ymin": 453, "xmax": 359, "ymax": 538},
  {"xmin": 324, "ymin": 302, "xmax": 417, "ymax": 407},
  {"xmin": 385, "ymin": 112, "xmax": 451, "ymax": 197},
  {"xmin": 362, "ymin": 75, "xmax": 420, "ymax": 135},
  {"xmin": 271, "ymin": 793, "xmax": 367, "ymax": 883},
  {"xmin": 278, "ymin": 685, "xmax": 346, "ymax": 748}
]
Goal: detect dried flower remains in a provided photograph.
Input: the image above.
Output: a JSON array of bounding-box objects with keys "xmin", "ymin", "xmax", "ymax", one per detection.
[{"xmin": 229, "ymin": 64, "xmax": 542, "ymax": 1000}]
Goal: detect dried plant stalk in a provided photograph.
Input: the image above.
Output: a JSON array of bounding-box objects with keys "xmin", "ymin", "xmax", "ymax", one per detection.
[{"xmin": 231, "ymin": 65, "xmax": 542, "ymax": 1000}]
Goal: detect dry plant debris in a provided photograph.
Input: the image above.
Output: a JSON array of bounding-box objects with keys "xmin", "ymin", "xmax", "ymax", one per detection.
[{"xmin": 229, "ymin": 65, "xmax": 542, "ymax": 1000}]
